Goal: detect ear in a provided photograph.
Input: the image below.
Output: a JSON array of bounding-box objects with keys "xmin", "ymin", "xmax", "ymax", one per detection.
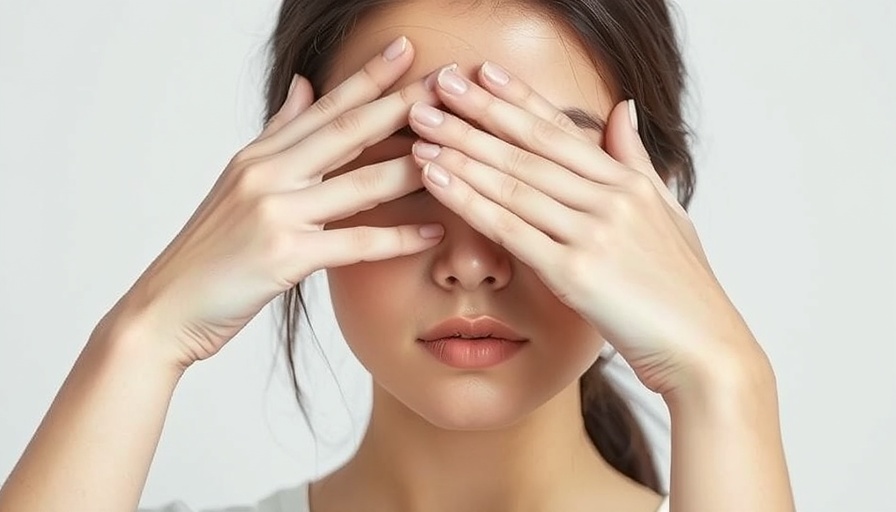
[{"xmin": 603, "ymin": 99, "xmax": 655, "ymax": 177}]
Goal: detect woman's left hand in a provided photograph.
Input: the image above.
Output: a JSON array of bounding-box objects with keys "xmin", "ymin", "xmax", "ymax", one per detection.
[{"xmin": 407, "ymin": 62, "xmax": 767, "ymax": 396}]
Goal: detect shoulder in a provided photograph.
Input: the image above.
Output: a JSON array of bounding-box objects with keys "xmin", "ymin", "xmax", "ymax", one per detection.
[{"xmin": 138, "ymin": 481, "xmax": 311, "ymax": 512}]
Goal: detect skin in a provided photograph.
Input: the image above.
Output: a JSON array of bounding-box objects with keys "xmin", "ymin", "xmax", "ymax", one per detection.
[
  {"xmin": 317, "ymin": 2, "xmax": 664, "ymax": 512},
  {"xmin": 0, "ymin": 1, "xmax": 793, "ymax": 511}
]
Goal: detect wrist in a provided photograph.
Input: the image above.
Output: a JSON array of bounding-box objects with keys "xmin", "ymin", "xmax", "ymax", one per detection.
[
  {"xmin": 90, "ymin": 296, "xmax": 192, "ymax": 379},
  {"xmin": 662, "ymin": 343, "xmax": 779, "ymax": 417}
]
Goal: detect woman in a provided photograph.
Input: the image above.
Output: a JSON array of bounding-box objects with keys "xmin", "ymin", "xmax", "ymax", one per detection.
[{"xmin": 0, "ymin": 0, "xmax": 795, "ymax": 511}]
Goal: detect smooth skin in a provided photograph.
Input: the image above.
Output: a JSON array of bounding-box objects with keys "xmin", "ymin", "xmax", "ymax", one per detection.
[
  {"xmin": 0, "ymin": 39, "xmax": 448, "ymax": 512},
  {"xmin": 412, "ymin": 66, "xmax": 794, "ymax": 512},
  {"xmin": 316, "ymin": 3, "xmax": 793, "ymax": 512},
  {"xmin": 0, "ymin": 3, "xmax": 794, "ymax": 512}
]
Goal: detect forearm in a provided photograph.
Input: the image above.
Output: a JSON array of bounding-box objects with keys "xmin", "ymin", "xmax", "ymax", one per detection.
[
  {"xmin": 0, "ymin": 314, "xmax": 184, "ymax": 512},
  {"xmin": 665, "ymin": 348, "xmax": 795, "ymax": 512}
]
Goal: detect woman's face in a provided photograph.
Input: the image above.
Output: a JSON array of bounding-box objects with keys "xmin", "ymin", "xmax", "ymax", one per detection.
[{"xmin": 323, "ymin": 0, "xmax": 618, "ymax": 430}]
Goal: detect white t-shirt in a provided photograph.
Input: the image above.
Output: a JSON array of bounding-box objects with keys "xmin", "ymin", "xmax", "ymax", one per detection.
[{"xmin": 140, "ymin": 482, "xmax": 670, "ymax": 512}]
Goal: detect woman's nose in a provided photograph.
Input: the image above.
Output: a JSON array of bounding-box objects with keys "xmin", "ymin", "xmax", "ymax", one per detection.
[{"xmin": 428, "ymin": 217, "xmax": 513, "ymax": 291}]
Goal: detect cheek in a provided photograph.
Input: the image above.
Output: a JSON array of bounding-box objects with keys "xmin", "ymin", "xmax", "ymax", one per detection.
[{"xmin": 327, "ymin": 259, "xmax": 421, "ymax": 367}]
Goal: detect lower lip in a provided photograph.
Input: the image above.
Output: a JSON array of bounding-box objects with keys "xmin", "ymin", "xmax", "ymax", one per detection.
[{"xmin": 418, "ymin": 337, "xmax": 527, "ymax": 369}]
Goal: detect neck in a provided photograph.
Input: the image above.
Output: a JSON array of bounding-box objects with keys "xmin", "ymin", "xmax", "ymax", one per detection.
[{"xmin": 315, "ymin": 380, "xmax": 654, "ymax": 512}]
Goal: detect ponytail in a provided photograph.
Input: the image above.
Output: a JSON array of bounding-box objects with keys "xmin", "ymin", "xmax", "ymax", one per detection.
[{"xmin": 580, "ymin": 357, "xmax": 662, "ymax": 493}]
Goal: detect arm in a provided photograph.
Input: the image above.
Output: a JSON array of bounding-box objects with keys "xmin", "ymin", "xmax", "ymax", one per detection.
[
  {"xmin": 0, "ymin": 309, "xmax": 184, "ymax": 512},
  {"xmin": 665, "ymin": 344, "xmax": 795, "ymax": 512}
]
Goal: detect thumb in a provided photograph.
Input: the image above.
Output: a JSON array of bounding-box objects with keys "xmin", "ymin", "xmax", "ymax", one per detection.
[
  {"xmin": 257, "ymin": 75, "xmax": 314, "ymax": 141},
  {"xmin": 603, "ymin": 99, "xmax": 654, "ymax": 176},
  {"xmin": 604, "ymin": 99, "xmax": 688, "ymax": 217}
]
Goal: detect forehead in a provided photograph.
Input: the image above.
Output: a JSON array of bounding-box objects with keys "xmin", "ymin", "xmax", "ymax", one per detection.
[{"xmin": 323, "ymin": 0, "xmax": 616, "ymax": 117}]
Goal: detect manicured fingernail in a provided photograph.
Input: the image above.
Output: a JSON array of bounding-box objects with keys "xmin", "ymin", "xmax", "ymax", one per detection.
[
  {"xmin": 424, "ymin": 162, "xmax": 451, "ymax": 187},
  {"xmin": 413, "ymin": 141, "xmax": 441, "ymax": 160},
  {"xmin": 287, "ymin": 74, "xmax": 299, "ymax": 97},
  {"xmin": 437, "ymin": 68, "xmax": 468, "ymax": 95},
  {"xmin": 481, "ymin": 61, "xmax": 509, "ymax": 86},
  {"xmin": 425, "ymin": 63, "xmax": 457, "ymax": 90},
  {"xmin": 410, "ymin": 103, "xmax": 445, "ymax": 127},
  {"xmin": 419, "ymin": 224, "xmax": 445, "ymax": 239},
  {"xmin": 382, "ymin": 36, "xmax": 408, "ymax": 61},
  {"xmin": 628, "ymin": 99, "xmax": 639, "ymax": 131}
]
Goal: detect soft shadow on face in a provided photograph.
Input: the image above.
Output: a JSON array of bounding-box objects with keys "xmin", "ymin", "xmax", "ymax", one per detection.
[{"xmin": 321, "ymin": 0, "xmax": 619, "ymax": 429}]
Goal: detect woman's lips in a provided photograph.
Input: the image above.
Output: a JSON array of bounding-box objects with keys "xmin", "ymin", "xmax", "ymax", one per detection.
[{"xmin": 418, "ymin": 337, "xmax": 527, "ymax": 369}]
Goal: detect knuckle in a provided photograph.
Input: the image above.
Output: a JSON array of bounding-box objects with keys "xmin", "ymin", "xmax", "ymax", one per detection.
[
  {"xmin": 493, "ymin": 211, "xmax": 517, "ymax": 242},
  {"xmin": 518, "ymin": 82, "xmax": 538, "ymax": 106},
  {"xmin": 330, "ymin": 110, "xmax": 363, "ymax": 135},
  {"xmin": 498, "ymin": 174, "xmax": 523, "ymax": 206},
  {"xmin": 398, "ymin": 84, "xmax": 417, "ymax": 106},
  {"xmin": 350, "ymin": 226, "xmax": 377, "ymax": 252},
  {"xmin": 312, "ymin": 91, "xmax": 341, "ymax": 119},
  {"xmin": 550, "ymin": 109, "xmax": 579, "ymax": 134},
  {"xmin": 231, "ymin": 147, "xmax": 259, "ymax": 168},
  {"xmin": 449, "ymin": 150, "xmax": 476, "ymax": 176},
  {"xmin": 606, "ymin": 191, "xmax": 636, "ymax": 222},
  {"xmin": 253, "ymin": 194, "xmax": 284, "ymax": 226},
  {"xmin": 504, "ymin": 147, "xmax": 533, "ymax": 176},
  {"xmin": 457, "ymin": 121, "xmax": 479, "ymax": 146},
  {"xmin": 234, "ymin": 161, "xmax": 271, "ymax": 197},
  {"xmin": 530, "ymin": 117, "xmax": 559, "ymax": 146},
  {"xmin": 626, "ymin": 171, "xmax": 655, "ymax": 198},
  {"xmin": 349, "ymin": 166, "xmax": 384, "ymax": 196},
  {"xmin": 360, "ymin": 61, "xmax": 389, "ymax": 95}
]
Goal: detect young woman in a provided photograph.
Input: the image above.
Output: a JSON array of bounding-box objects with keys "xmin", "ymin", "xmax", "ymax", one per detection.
[{"xmin": 0, "ymin": 0, "xmax": 795, "ymax": 511}]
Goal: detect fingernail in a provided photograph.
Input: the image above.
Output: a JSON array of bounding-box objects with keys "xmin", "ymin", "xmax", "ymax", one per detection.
[
  {"xmin": 413, "ymin": 141, "xmax": 441, "ymax": 160},
  {"xmin": 287, "ymin": 74, "xmax": 299, "ymax": 97},
  {"xmin": 419, "ymin": 224, "xmax": 445, "ymax": 239},
  {"xmin": 628, "ymin": 99, "xmax": 639, "ymax": 131},
  {"xmin": 383, "ymin": 36, "xmax": 408, "ymax": 61},
  {"xmin": 481, "ymin": 61, "xmax": 509, "ymax": 86},
  {"xmin": 437, "ymin": 67, "xmax": 468, "ymax": 95},
  {"xmin": 425, "ymin": 63, "xmax": 458, "ymax": 90},
  {"xmin": 424, "ymin": 162, "xmax": 451, "ymax": 187},
  {"xmin": 410, "ymin": 103, "xmax": 445, "ymax": 127}
]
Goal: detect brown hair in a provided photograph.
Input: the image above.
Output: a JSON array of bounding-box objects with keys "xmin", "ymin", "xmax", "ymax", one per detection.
[{"xmin": 264, "ymin": 0, "xmax": 694, "ymax": 494}]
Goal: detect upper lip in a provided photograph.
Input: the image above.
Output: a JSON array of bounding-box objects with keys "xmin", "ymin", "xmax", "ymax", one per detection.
[{"xmin": 418, "ymin": 316, "xmax": 527, "ymax": 342}]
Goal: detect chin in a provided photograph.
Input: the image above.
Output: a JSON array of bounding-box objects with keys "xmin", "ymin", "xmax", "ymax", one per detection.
[{"xmin": 399, "ymin": 377, "xmax": 539, "ymax": 431}]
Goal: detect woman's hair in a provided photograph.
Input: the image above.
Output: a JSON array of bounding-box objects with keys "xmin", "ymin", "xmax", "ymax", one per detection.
[{"xmin": 264, "ymin": 0, "xmax": 694, "ymax": 494}]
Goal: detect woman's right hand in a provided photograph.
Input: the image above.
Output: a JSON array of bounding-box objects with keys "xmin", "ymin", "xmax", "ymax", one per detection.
[{"xmin": 105, "ymin": 37, "xmax": 443, "ymax": 369}]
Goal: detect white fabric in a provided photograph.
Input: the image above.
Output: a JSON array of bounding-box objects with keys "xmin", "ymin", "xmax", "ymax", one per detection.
[{"xmin": 141, "ymin": 481, "xmax": 669, "ymax": 512}]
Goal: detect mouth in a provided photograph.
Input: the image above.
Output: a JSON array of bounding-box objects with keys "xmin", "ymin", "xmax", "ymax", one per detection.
[
  {"xmin": 417, "ymin": 315, "xmax": 527, "ymax": 343},
  {"xmin": 417, "ymin": 316, "xmax": 528, "ymax": 369}
]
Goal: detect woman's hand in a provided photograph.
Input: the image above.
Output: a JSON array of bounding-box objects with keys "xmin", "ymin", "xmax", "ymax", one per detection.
[
  {"xmin": 407, "ymin": 62, "xmax": 769, "ymax": 396},
  {"xmin": 107, "ymin": 37, "xmax": 446, "ymax": 370}
]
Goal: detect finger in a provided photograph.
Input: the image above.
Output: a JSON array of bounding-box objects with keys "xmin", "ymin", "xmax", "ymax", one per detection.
[
  {"xmin": 279, "ymin": 71, "xmax": 444, "ymax": 184},
  {"xmin": 257, "ymin": 75, "xmax": 314, "ymax": 142},
  {"xmin": 431, "ymin": 66, "xmax": 625, "ymax": 186},
  {"xmin": 477, "ymin": 61, "xmax": 591, "ymax": 141},
  {"xmin": 294, "ymin": 224, "xmax": 444, "ymax": 276},
  {"xmin": 604, "ymin": 100, "xmax": 710, "ymax": 268},
  {"xmin": 415, "ymin": 157, "xmax": 565, "ymax": 274},
  {"xmin": 603, "ymin": 100, "xmax": 688, "ymax": 218},
  {"xmin": 298, "ymin": 155, "xmax": 425, "ymax": 224},
  {"xmin": 408, "ymin": 102, "xmax": 599, "ymax": 213},
  {"xmin": 411, "ymin": 142, "xmax": 592, "ymax": 243},
  {"xmin": 251, "ymin": 36, "xmax": 417, "ymax": 158}
]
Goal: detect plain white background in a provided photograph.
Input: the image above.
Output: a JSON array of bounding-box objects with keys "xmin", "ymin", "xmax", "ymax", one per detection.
[{"xmin": 1, "ymin": 0, "xmax": 894, "ymax": 510}]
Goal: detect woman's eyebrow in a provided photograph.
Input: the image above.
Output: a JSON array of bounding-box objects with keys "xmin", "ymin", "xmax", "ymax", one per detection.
[{"xmin": 562, "ymin": 107, "xmax": 605, "ymax": 132}]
